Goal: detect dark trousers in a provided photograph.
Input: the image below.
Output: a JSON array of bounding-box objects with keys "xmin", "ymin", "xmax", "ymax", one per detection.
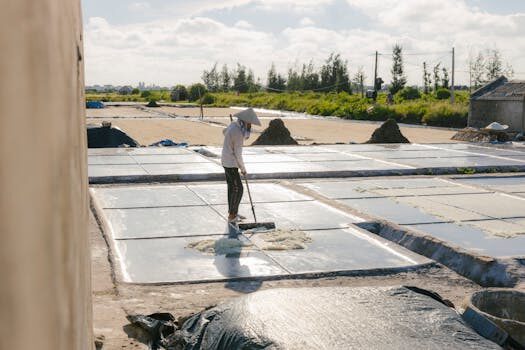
[{"xmin": 224, "ymin": 167, "xmax": 243, "ymax": 215}]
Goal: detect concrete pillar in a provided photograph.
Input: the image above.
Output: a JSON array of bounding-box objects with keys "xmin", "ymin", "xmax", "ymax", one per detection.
[{"xmin": 0, "ymin": 1, "xmax": 92, "ymax": 349}]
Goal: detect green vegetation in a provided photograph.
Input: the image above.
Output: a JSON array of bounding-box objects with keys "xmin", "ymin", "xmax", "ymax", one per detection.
[
  {"xmin": 397, "ymin": 86, "xmax": 420, "ymax": 101},
  {"xmin": 86, "ymin": 90, "xmax": 172, "ymax": 103},
  {"xmin": 457, "ymin": 168, "xmax": 476, "ymax": 175},
  {"xmin": 208, "ymin": 90, "xmax": 469, "ymax": 128},
  {"xmin": 435, "ymin": 88, "xmax": 451, "ymax": 100},
  {"xmin": 188, "ymin": 83, "xmax": 208, "ymax": 102}
]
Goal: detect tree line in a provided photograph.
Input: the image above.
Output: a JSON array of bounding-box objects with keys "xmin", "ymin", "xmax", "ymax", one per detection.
[
  {"xmin": 200, "ymin": 47, "xmax": 514, "ymax": 97},
  {"xmin": 201, "ymin": 53, "xmax": 359, "ymax": 94}
]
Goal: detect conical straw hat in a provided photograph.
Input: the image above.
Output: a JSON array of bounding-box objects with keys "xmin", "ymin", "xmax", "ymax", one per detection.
[{"xmin": 234, "ymin": 108, "xmax": 261, "ymax": 126}]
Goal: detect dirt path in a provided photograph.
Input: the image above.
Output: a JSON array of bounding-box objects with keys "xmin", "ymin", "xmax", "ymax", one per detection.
[{"xmin": 87, "ymin": 107, "xmax": 457, "ymax": 146}]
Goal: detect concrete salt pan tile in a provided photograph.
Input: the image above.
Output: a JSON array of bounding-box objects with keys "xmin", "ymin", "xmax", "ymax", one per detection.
[
  {"xmin": 405, "ymin": 222, "xmax": 525, "ymax": 257},
  {"xmin": 393, "ymin": 157, "xmax": 525, "ymax": 168},
  {"xmin": 424, "ymin": 193, "xmax": 525, "ymax": 219},
  {"xmin": 88, "ymin": 164, "xmax": 148, "ymax": 178},
  {"xmin": 314, "ymin": 160, "xmax": 406, "ymax": 171},
  {"xmin": 88, "ymin": 147, "xmax": 193, "ymax": 156},
  {"xmin": 300, "ymin": 180, "xmax": 402, "ymax": 199},
  {"xmin": 131, "ymin": 154, "xmax": 212, "ymax": 164},
  {"xmin": 88, "ymin": 155, "xmax": 136, "ymax": 165},
  {"xmin": 421, "ymin": 143, "xmax": 489, "ymax": 151},
  {"xmin": 242, "ymin": 154, "xmax": 303, "ymax": 163},
  {"xmin": 300, "ymin": 178, "xmax": 451, "ymax": 200},
  {"xmin": 466, "ymin": 219, "xmax": 525, "ymax": 240},
  {"xmin": 367, "ymin": 178, "xmax": 453, "ymax": 189},
  {"xmin": 395, "ymin": 196, "xmax": 489, "ymax": 222},
  {"xmin": 291, "ymin": 153, "xmax": 364, "ymax": 162},
  {"xmin": 265, "ymin": 146, "xmax": 338, "ymax": 154},
  {"xmin": 127, "ymin": 148, "xmax": 194, "ymax": 155},
  {"xmin": 355, "ymin": 150, "xmax": 466, "ymax": 160},
  {"xmin": 323, "ymin": 144, "xmax": 431, "ymax": 152},
  {"xmin": 104, "ymin": 206, "xmax": 228, "ymax": 239},
  {"xmin": 453, "ymin": 176, "xmax": 525, "ymax": 187},
  {"xmin": 188, "ymin": 183, "xmax": 312, "ymax": 205},
  {"xmin": 245, "ymin": 161, "xmax": 329, "ymax": 174},
  {"xmin": 372, "ymin": 186, "xmax": 488, "ymax": 197},
  {"xmin": 92, "ymin": 186, "xmax": 206, "ymax": 208},
  {"xmin": 142, "ymin": 162, "xmax": 223, "ymax": 175},
  {"xmin": 214, "ymin": 201, "xmax": 363, "ymax": 231},
  {"xmin": 88, "ymin": 148, "xmax": 137, "ymax": 156},
  {"xmin": 248, "ymin": 228, "xmax": 421, "ymax": 274},
  {"xmin": 114, "ymin": 236, "xmax": 287, "ymax": 283},
  {"xmin": 339, "ymin": 198, "xmax": 445, "ymax": 225}
]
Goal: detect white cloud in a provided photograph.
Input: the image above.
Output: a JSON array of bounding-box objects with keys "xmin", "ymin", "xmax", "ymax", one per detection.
[
  {"xmin": 84, "ymin": 16, "xmax": 276, "ymax": 85},
  {"xmin": 299, "ymin": 17, "xmax": 315, "ymax": 26},
  {"xmin": 129, "ymin": 2, "xmax": 151, "ymax": 12},
  {"xmin": 234, "ymin": 20, "xmax": 253, "ymax": 29},
  {"xmin": 84, "ymin": 1, "xmax": 525, "ymax": 86}
]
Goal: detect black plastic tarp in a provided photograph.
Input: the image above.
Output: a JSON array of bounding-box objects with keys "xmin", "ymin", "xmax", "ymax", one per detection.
[
  {"xmin": 136, "ymin": 286, "xmax": 501, "ymax": 349},
  {"xmin": 87, "ymin": 124, "xmax": 139, "ymax": 148}
]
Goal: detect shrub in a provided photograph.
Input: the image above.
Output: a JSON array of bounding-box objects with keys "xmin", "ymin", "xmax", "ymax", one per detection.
[
  {"xmin": 140, "ymin": 90, "xmax": 151, "ymax": 98},
  {"xmin": 188, "ymin": 83, "xmax": 207, "ymax": 102},
  {"xmin": 171, "ymin": 85, "xmax": 188, "ymax": 101},
  {"xmin": 132, "ymin": 88, "xmax": 140, "ymax": 94},
  {"xmin": 422, "ymin": 103, "xmax": 467, "ymax": 128},
  {"xmin": 435, "ymin": 88, "xmax": 451, "ymax": 100},
  {"xmin": 200, "ymin": 93, "xmax": 215, "ymax": 105},
  {"xmin": 397, "ymin": 86, "xmax": 421, "ymax": 101}
]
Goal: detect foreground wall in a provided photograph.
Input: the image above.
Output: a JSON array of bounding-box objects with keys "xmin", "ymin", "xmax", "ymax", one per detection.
[
  {"xmin": 469, "ymin": 99, "xmax": 525, "ymax": 132},
  {"xmin": 0, "ymin": 1, "xmax": 92, "ymax": 349}
]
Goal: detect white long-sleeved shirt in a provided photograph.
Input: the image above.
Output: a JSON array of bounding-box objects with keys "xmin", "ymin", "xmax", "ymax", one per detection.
[{"xmin": 221, "ymin": 122, "xmax": 246, "ymax": 171}]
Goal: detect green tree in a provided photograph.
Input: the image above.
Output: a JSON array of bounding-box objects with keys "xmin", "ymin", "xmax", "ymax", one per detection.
[
  {"xmin": 132, "ymin": 88, "xmax": 140, "ymax": 95},
  {"xmin": 202, "ymin": 63, "xmax": 220, "ymax": 92},
  {"xmin": 300, "ymin": 61, "xmax": 319, "ymax": 91},
  {"xmin": 246, "ymin": 69, "xmax": 258, "ymax": 92},
  {"xmin": 188, "ymin": 83, "xmax": 207, "ymax": 102},
  {"xmin": 353, "ymin": 66, "xmax": 366, "ymax": 98},
  {"xmin": 485, "ymin": 49, "xmax": 514, "ymax": 80},
  {"xmin": 469, "ymin": 51, "xmax": 486, "ymax": 90},
  {"xmin": 441, "ymin": 67, "xmax": 449, "ymax": 89},
  {"xmin": 287, "ymin": 67, "xmax": 302, "ymax": 91},
  {"xmin": 433, "ymin": 63, "xmax": 441, "ymax": 92},
  {"xmin": 267, "ymin": 63, "xmax": 286, "ymax": 92},
  {"xmin": 320, "ymin": 53, "xmax": 351, "ymax": 93},
  {"xmin": 390, "ymin": 44, "xmax": 406, "ymax": 94},
  {"xmin": 171, "ymin": 85, "xmax": 188, "ymax": 101},
  {"xmin": 468, "ymin": 49, "xmax": 514, "ymax": 90},
  {"xmin": 220, "ymin": 64, "xmax": 231, "ymax": 92},
  {"xmin": 233, "ymin": 64, "xmax": 248, "ymax": 93},
  {"xmin": 422, "ymin": 62, "xmax": 431, "ymax": 94}
]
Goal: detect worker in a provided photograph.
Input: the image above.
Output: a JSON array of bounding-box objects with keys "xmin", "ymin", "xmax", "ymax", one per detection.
[{"xmin": 221, "ymin": 108, "xmax": 261, "ymax": 223}]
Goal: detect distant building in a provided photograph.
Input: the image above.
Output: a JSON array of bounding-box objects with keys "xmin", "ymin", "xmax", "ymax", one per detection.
[
  {"xmin": 469, "ymin": 76, "xmax": 525, "ymax": 132},
  {"xmin": 118, "ymin": 85, "xmax": 133, "ymax": 95}
]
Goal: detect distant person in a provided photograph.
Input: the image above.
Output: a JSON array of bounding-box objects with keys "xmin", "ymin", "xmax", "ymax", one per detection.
[{"xmin": 221, "ymin": 108, "xmax": 261, "ymax": 223}]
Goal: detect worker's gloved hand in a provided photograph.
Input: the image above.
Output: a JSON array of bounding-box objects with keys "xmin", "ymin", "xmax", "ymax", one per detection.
[{"xmin": 240, "ymin": 168, "xmax": 247, "ymax": 176}]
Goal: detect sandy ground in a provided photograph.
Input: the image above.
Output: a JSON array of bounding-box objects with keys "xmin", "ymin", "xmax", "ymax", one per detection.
[
  {"xmin": 87, "ymin": 107, "xmax": 457, "ymax": 146},
  {"xmin": 90, "ymin": 196, "xmax": 481, "ymax": 349},
  {"xmin": 87, "ymin": 106, "xmax": 157, "ymax": 118}
]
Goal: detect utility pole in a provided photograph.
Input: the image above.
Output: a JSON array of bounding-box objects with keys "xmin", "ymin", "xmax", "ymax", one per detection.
[
  {"xmin": 451, "ymin": 47, "xmax": 455, "ymax": 104},
  {"xmin": 373, "ymin": 51, "xmax": 378, "ymax": 101}
]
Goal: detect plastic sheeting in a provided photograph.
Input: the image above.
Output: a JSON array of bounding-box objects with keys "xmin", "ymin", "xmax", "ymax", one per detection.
[
  {"xmin": 166, "ymin": 286, "xmax": 500, "ymax": 349},
  {"xmin": 87, "ymin": 124, "xmax": 139, "ymax": 148}
]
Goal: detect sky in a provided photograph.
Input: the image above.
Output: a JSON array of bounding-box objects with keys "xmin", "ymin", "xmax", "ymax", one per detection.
[{"xmin": 82, "ymin": 0, "xmax": 525, "ymax": 87}]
